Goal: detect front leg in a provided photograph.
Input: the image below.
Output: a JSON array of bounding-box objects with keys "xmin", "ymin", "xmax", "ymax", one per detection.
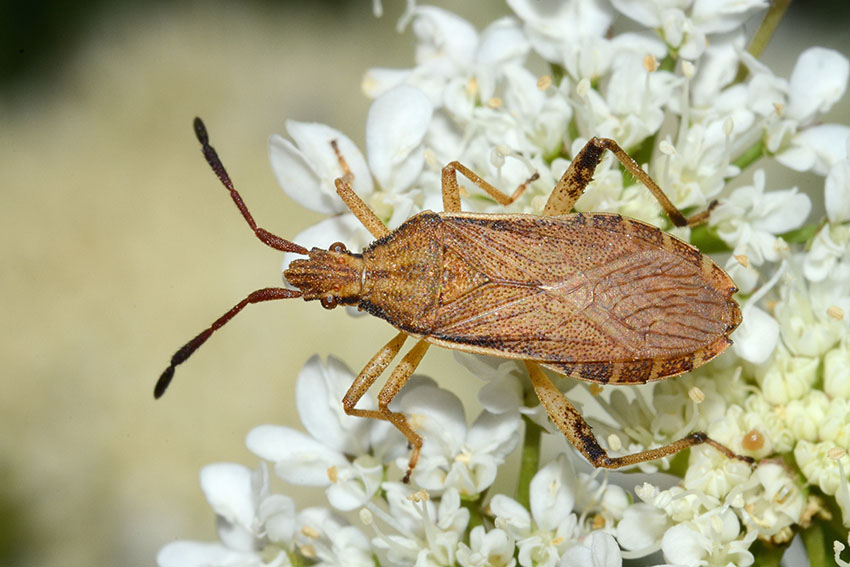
[
  {"xmin": 342, "ymin": 334, "xmax": 431, "ymax": 482},
  {"xmin": 442, "ymin": 161, "xmax": 539, "ymax": 213}
]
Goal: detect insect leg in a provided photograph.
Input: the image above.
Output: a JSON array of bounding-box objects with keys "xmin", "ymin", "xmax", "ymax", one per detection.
[
  {"xmin": 330, "ymin": 140, "xmax": 355, "ymax": 187},
  {"xmin": 342, "ymin": 334, "xmax": 432, "ymax": 481},
  {"xmin": 525, "ymin": 362, "xmax": 751, "ymax": 468},
  {"xmin": 441, "ymin": 161, "xmax": 539, "ymax": 213},
  {"xmin": 543, "ymin": 138, "xmax": 712, "ymax": 226},
  {"xmin": 328, "ymin": 141, "xmax": 389, "ymax": 239},
  {"xmin": 334, "ymin": 177, "xmax": 389, "ymax": 239}
]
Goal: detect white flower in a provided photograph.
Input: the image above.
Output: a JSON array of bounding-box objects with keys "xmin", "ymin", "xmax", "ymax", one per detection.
[
  {"xmin": 452, "ymin": 353, "xmax": 551, "ymax": 429},
  {"xmin": 398, "ymin": 377, "xmax": 522, "ymax": 495},
  {"xmin": 507, "ymin": 0, "xmax": 615, "ymax": 78},
  {"xmin": 653, "ymin": 121, "xmax": 741, "ymax": 214},
  {"xmin": 825, "ymin": 337, "xmax": 850, "ymax": 399},
  {"xmin": 270, "ymin": 121, "xmax": 372, "ymax": 215},
  {"xmin": 804, "ymin": 224, "xmax": 850, "ymax": 282},
  {"xmin": 796, "ymin": 443, "xmax": 850, "ymax": 527},
  {"xmin": 683, "ymin": 444, "xmax": 754, "ymax": 499},
  {"xmin": 157, "ymin": 542, "xmax": 286, "ymax": 567},
  {"xmin": 246, "ymin": 356, "xmax": 399, "ymax": 510},
  {"xmin": 710, "ymin": 169, "xmax": 810, "ymax": 266},
  {"xmin": 786, "ymin": 47, "xmax": 850, "ymax": 122},
  {"xmin": 754, "ymin": 343, "xmax": 818, "ymax": 405},
  {"xmin": 724, "ymin": 462, "xmax": 805, "ymax": 541},
  {"xmin": 457, "ymin": 526, "xmax": 516, "ymax": 567},
  {"xmin": 295, "ymin": 507, "xmax": 374, "ymax": 567},
  {"xmin": 774, "ymin": 271, "xmax": 845, "ymax": 357},
  {"xmin": 820, "ymin": 397, "xmax": 850, "ymax": 450},
  {"xmin": 837, "ymin": 533, "xmax": 850, "ymax": 567},
  {"xmin": 825, "ymin": 141, "xmax": 850, "ymax": 223},
  {"xmin": 784, "ymin": 391, "xmax": 829, "ymax": 446},
  {"xmin": 368, "ymin": 484, "xmax": 468, "ymax": 567},
  {"xmin": 711, "ymin": 395, "xmax": 790, "ymax": 456},
  {"xmin": 491, "ymin": 456, "xmax": 581, "ymax": 567},
  {"xmin": 660, "ymin": 508, "xmax": 756, "ymax": 567},
  {"xmin": 157, "ymin": 463, "xmax": 293, "ymax": 567},
  {"xmin": 366, "ymin": 84, "xmax": 433, "ymax": 195},
  {"xmin": 560, "ymin": 531, "xmax": 622, "ymax": 567},
  {"xmin": 611, "ymin": 0, "xmax": 767, "ymax": 59},
  {"xmin": 618, "ymin": 479, "xmax": 760, "ymax": 564},
  {"xmin": 766, "ymin": 47, "xmax": 850, "ymax": 174}
]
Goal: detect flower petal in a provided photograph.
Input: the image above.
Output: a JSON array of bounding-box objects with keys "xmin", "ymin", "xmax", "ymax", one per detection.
[
  {"xmin": 776, "ymin": 123, "xmax": 850, "ymax": 175},
  {"xmin": 296, "ymin": 355, "xmax": 374, "ymax": 455},
  {"xmin": 366, "ymin": 84, "xmax": 433, "ymax": 191},
  {"xmin": 269, "ymin": 122, "xmax": 371, "ymax": 214},
  {"xmin": 259, "ymin": 494, "xmax": 296, "ymax": 543},
  {"xmin": 412, "ymin": 6, "xmax": 478, "ymax": 71},
  {"xmin": 466, "ymin": 410, "xmax": 522, "ymax": 458},
  {"xmin": 732, "ymin": 305, "xmax": 779, "ymax": 364},
  {"xmin": 787, "ymin": 47, "xmax": 850, "ymax": 121},
  {"xmin": 398, "ymin": 381, "xmax": 467, "ymax": 455},
  {"xmin": 246, "ymin": 425, "xmax": 348, "ymax": 486},
  {"xmin": 157, "ymin": 541, "xmax": 264, "ymax": 567},
  {"xmin": 199, "ymin": 463, "xmax": 256, "ymax": 530},
  {"xmin": 560, "ymin": 531, "xmax": 622, "ymax": 567},
  {"xmin": 530, "ymin": 455, "xmax": 576, "ymax": 531}
]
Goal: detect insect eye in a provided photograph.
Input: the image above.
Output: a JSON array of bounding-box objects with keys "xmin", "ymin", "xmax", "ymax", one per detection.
[
  {"xmin": 320, "ymin": 294, "xmax": 338, "ymax": 310},
  {"xmin": 329, "ymin": 241, "xmax": 348, "ymax": 253}
]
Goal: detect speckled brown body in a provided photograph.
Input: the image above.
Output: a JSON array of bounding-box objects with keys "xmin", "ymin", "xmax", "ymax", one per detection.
[
  {"xmin": 285, "ymin": 210, "xmax": 741, "ymax": 385},
  {"xmin": 159, "ymin": 122, "xmax": 749, "ymax": 475}
]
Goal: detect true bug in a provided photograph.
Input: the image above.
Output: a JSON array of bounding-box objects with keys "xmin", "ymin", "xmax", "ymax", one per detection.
[{"xmin": 156, "ymin": 118, "xmax": 749, "ymax": 480}]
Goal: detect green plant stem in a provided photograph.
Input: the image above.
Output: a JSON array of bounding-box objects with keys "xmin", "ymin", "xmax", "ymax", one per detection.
[
  {"xmin": 517, "ymin": 413, "xmax": 542, "ymax": 509},
  {"xmin": 802, "ymin": 522, "xmax": 829, "ymax": 567},
  {"xmin": 464, "ymin": 496, "xmax": 484, "ymax": 530},
  {"xmin": 749, "ymin": 541, "xmax": 786, "ymax": 567},
  {"xmin": 733, "ymin": 139, "xmax": 766, "ymax": 170},
  {"xmin": 734, "ymin": 0, "xmax": 792, "ymax": 82}
]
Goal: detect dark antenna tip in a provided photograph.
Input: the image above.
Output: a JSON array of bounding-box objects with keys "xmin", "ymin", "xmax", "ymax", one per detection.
[
  {"xmin": 153, "ymin": 288, "xmax": 301, "ymax": 401},
  {"xmin": 193, "ymin": 117, "xmax": 209, "ymax": 145},
  {"xmin": 154, "ymin": 368, "xmax": 174, "ymax": 399}
]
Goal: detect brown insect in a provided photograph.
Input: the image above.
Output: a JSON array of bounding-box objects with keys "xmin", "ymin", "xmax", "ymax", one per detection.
[{"xmin": 156, "ymin": 117, "xmax": 749, "ymax": 480}]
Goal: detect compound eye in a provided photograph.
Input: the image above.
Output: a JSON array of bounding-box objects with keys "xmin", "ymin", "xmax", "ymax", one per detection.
[
  {"xmin": 329, "ymin": 241, "xmax": 348, "ymax": 253},
  {"xmin": 320, "ymin": 294, "xmax": 338, "ymax": 310}
]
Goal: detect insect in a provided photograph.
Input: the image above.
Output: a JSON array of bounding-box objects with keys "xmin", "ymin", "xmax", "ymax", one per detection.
[{"xmin": 156, "ymin": 117, "xmax": 749, "ymax": 481}]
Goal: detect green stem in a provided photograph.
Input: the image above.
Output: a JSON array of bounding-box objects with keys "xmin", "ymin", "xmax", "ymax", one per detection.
[
  {"xmin": 733, "ymin": 139, "xmax": 766, "ymax": 171},
  {"xmin": 749, "ymin": 541, "xmax": 786, "ymax": 567},
  {"xmin": 516, "ymin": 413, "xmax": 542, "ymax": 509},
  {"xmin": 734, "ymin": 0, "xmax": 792, "ymax": 82},
  {"xmin": 463, "ymin": 496, "xmax": 484, "ymax": 530},
  {"xmin": 659, "ymin": 53, "xmax": 677, "ymax": 73},
  {"xmin": 802, "ymin": 522, "xmax": 830, "ymax": 567}
]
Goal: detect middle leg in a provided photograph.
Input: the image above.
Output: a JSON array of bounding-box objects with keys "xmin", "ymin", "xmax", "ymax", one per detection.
[
  {"xmin": 342, "ymin": 333, "xmax": 432, "ymax": 481},
  {"xmin": 442, "ymin": 161, "xmax": 539, "ymax": 213}
]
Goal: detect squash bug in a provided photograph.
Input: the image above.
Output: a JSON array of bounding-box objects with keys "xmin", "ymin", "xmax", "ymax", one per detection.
[{"xmin": 156, "ymin": 118, "xmax": 749, "ymax": 480}]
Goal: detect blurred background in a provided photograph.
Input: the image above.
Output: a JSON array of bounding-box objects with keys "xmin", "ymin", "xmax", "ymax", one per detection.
[{"xmin": 1, "ymin": 1, "xmax": 848, "ymax": 565}]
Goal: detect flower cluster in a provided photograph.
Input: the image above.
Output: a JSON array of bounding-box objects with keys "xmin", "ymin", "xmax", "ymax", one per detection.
[{"xmin": 159, "ymin": 1, "xmax": 850, "ymax": 566}]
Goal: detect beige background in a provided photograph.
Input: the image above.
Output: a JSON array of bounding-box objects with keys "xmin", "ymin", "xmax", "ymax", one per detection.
[{"xmin": 1, "ymin": 2, "xmax": 847, "ymax": 565}]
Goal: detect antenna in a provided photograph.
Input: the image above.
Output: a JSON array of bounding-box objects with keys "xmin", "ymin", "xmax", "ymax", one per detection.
[{"xmin": 154, "ymin": 118, "xmax": 309, "ymax": 398}]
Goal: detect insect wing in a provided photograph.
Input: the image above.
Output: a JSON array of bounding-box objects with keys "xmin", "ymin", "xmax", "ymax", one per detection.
[{"xmin": 428, "ymin": 213, "xmax": 740, "ymax": 384}]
